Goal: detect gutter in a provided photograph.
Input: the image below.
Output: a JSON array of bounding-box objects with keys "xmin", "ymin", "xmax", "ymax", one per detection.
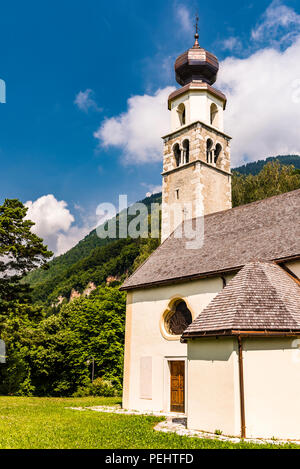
[
  {"xmin": 181, "ymin": 329, "xmax": 300, "ymax": 342},
  {"xmin": 238, "ymin": 336, "xmax": 246, "ymax": 439}
]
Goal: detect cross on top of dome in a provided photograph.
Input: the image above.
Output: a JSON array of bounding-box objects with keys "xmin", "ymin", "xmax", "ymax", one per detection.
[
  {"xmin": 174, "ymin": 16, "xmax": 219, "ymax": 87},
  {"xmin": 193, "ymin": 14, "xmax": 200, "ymax": 48}
]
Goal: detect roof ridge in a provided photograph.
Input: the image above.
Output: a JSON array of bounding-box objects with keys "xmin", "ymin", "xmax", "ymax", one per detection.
[
  {"xmin": 252, "ymin": 263, "xmax": 297, "ymax": 326},
  {"xmin": 269, "ymin": 263, "xmax": 300, "ymax": 327},
  {"xmin": 183, "ymin": 261, "xmax": 300, "ymax": 336}
]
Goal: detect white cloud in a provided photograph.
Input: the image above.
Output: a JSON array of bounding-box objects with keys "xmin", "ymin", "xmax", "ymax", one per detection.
[
  {"xmin": 25, "ymin": 195, "xmax": 74, "ymax": 241},
  {"xmin": 222, "ymin": 36, "xmax": 242, "ymax": 52},
  {"xmin": 141, "ymin": 183, "xmax": 162, "ymax": 198},
  {"xmin": 219, "ymin": 36, "xmax": 300, "ymax": 165},
  {"xmin": 25, "ymin": 195, "xmax": 95, "ymax": 256},
  {"xmin": 251, "ymin": 0, "xmax": 300, "ymax": 47},
  {"xmin": 94, "ymin": 1, "xmax": 300, "ymax": 167},
  {"xmin": 175, "ymin": 4, "xmax": 193, "ymax": 33},
  {"xmin": 55, "ymin": 225, "xmax": 91, "ymax": 257},
  {"xmin": 95, "ymin": 34, "xmax": 300, "ymax": 167},
  {"xmin": 74, "ymin": 89, "xmax": 101, "ymax": 113},
  {"xmin": 94, "ymin": 87, "xmax": 175, "ymax": 164}
]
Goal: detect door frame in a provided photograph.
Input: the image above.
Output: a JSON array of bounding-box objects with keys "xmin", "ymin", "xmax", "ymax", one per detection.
[{"xmin": 163, "ymin": 357, "xmax": 187, "ymax": 415}]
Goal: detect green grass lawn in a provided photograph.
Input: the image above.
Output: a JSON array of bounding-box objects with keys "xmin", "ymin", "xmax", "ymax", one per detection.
[{"xmin": 0, "ymin": 396, "xmax": 298, "ymax": 449}]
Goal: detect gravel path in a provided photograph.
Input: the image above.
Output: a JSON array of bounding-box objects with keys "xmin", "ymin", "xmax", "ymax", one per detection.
[{"xmin": 68, "ymin": 405, "xmax": 300, "ymax": 446}]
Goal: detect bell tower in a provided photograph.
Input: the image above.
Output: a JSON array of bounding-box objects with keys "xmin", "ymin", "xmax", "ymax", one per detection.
[{"xmin": 161, "ymin": 27, "xmax": 232, "ymax": 242}]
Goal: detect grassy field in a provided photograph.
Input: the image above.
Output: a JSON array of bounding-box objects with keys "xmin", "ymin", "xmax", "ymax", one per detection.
[{"xmin": 0, "ymin": 396, "xmax": 298, "ymax": 449}]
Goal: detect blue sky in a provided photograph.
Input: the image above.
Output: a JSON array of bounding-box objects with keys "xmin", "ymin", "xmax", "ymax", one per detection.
[{"xmin": 1, "ymin": 0, "xmax": 300, "ymax": 254}]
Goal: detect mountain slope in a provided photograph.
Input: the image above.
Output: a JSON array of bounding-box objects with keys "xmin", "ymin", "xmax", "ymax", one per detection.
[
  {"xmin": 26, "ymin": 192, "xmax": 161, "ymax": 306},
  {"xmin": 26, "ymin": 192, "xmax": 161, "ymax": 287},
  {"xmin": 26, "ymin": 157, "xmax": 300, "ymax": 307}
]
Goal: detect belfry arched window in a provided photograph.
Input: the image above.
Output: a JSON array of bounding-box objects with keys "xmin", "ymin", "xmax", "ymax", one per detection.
[
  {"xmin": 165, "ymin": 300, "xmax": 192, "ymax": 336},
  {"xmin": 182, "ymin": 140, "xmax": 189, "ymax": 164},
  {"xmin": 173, "ymin": 143, "xmax": 181, "ymax": 167},
  {"xmin": 177, "ymin": 103, "xmax": 186, "ymax": 126},
  {"xmin": 206, "ymin": 139, "xmax": 214, "ymax": 164},
  {"xmin": 210, "ymin": 103, "xmax": 219, "ymax": 127},
  {"xmin": 214, "ymin": 143, "xmax": 222, "ymax": 165}
]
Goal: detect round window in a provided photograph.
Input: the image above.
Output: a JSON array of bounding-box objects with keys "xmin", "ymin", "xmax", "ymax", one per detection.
[{"xmin": 165, "ymin": 300, "xmax": 192, "ymax": 336}]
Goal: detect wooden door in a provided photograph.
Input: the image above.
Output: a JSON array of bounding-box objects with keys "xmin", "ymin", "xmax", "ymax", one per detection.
[{"xmin": 170, "ymin": 361, "xmax": 185, "ymax": 413}]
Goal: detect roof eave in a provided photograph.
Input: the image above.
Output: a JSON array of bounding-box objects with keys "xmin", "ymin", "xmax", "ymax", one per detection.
[
  {"xmin": 119, "ymin": 266, "xmax": 240, "ymax": 291},
  {"xmin": 119, "ymin": 254, "xmax": 300, "ymax": 292},
  {"xmin": 181, "ymin": 329, "xmax": 300, "ymax": 343}
]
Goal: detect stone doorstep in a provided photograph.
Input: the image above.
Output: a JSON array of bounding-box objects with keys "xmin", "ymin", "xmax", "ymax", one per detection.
[{"xmin": 67, "ymin": 405, "xmax": 300, "ymax": 446}]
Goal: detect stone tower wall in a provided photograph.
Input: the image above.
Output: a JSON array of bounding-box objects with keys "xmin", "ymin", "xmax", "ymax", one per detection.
[{"xmin": 161, "ymin": 121, "xmax": 232, "ymax": 242}]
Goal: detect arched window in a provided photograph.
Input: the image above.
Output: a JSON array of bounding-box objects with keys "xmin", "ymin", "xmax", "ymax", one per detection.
[
  {"xmin": 214, "ymin": 143, "xmax": 222, "ymax": 165},
  {"xmin": 173, "ymin": 143, "xmax": 181, "ymax": 167},
  {"xmin": 210, "ymin": 103, "xmax": 219, "ymax": 127},
  {"xmin": 182, "ymin": 140, "xmax": 189, "ymax": 164},
  {"xmin": 206, "ymin": 139, "xmax": 214, "ymax": 164},
  {"xmin": 177, "ymin": 103, "xmax": 186, "ymax": 126},
  {"xmin": 165, "ymin": 300, "xmax": 192, "ymax": 336}
]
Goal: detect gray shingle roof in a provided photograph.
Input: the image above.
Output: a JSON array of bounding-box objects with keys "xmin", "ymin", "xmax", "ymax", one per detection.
[
  {"xmin": 182, "ymin": 261, "xmax": 300, "ymax": 338},
  {"xmin": 121, "ymin": 189, "xmax": 300, "ymax": 291}
]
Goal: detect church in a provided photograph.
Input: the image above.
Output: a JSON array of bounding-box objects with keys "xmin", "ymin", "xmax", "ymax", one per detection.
[{"xmin": 120, "ymin": 30, "xmax": 300, "ymax": 440}]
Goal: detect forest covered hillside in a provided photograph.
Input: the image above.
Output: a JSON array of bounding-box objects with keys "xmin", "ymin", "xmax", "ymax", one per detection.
[
  {"xmin": 233, "ymin": 154, "xmax": 300, "ymax": 176},
  {"xmin": 26, "ymin": 158, "xmax": 300, "ymax": 309}
]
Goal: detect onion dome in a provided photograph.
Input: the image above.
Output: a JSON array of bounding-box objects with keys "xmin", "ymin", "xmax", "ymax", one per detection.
[{"xmin": 175, "ymin": 33, "xmax": 219, "ymax": 87}]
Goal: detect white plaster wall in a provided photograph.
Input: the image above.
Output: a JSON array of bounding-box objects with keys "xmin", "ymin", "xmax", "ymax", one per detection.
[
  {"xmin": 206, "ymin": 93, "xmax": 224, "ymax": 131},
  {"xmin": 170, "ymin": 90, "xmax": 224, "ymax": 132},
  {"xmin": 123, "ymin": 277, "xmax": 224, "ymax": 413},
  {"xmin": 186, "ymin": 94, "xmax": 207, "ymax": 127},
  {"xmin": 187, "ymin": 335, "xmax": 300, "ymax": 439},
  {"xmin": 187, "ymin": 338, "xmax": 241, "ymax": 436},
  {"xmin": 171, "ymin": 94, "xmax": 191, "ymax": 130},
  {"xmin": 188, "ymin": 91, "xmax": 224, "ymax": 132},
  {"xmin": 243, "ymin": 337, "xmax": 300, "ymax": 439},
  {"xmin": 285, "ymin": 259, "xmax": 300, "ymax": 279}
]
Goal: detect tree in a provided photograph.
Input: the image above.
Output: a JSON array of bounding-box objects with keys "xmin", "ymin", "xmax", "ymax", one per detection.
[
  {"xmin": 232, "ymin": 161, "xmax": 300, "ymax": 207},
  {"xmin": 0, "ymin": 199, "xmax": 52, "ymax": 312},
  {"xmin": 0, "ymin": 286, "xmax": 126, "ymax": 396}
]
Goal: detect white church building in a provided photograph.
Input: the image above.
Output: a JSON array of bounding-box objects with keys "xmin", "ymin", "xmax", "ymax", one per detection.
[{"xmin": 120, "ymin": 31, "xmax": 300, "ymax": 440}]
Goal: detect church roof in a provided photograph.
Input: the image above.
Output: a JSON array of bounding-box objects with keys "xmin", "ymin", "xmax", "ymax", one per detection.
[
  {"xmin": 120, "ymin": 189, "xmax": 300, "ymax": 291},
  {"xmin": 174, "ymin": 27, "xmax": 219, "ymax": 87},
  {"xmin": 181, "ymin": 261, "xmax": 300, "ymax": 339},
  {"xmin": 174, "ymin": 44, "xmax": 219, "ymax": 87}
]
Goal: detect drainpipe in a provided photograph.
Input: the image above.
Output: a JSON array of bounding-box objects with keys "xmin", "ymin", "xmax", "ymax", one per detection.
[{"xmin": 238, "ymin": 336, "xmax": 246, "ymax": 439}]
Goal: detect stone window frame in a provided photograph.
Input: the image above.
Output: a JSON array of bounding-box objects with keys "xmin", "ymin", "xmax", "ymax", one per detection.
[
  {"xmin": 214, "ymin": 142, "xmax": 223, "ymax": 165},
  {"xmin": 206, "ymin": 137, "xmax": 214, "ymax": 164},
  {"xmin": 182, "ymin": 138, "xmax": 190, "ymax": 164},
  {"xmin": 160, "ymin": 296, "xmax": 195, "ymax": 341},
  {"xmin": 172, "ymin": 137, "xmax": 191, "ymax": 168},
  {"xmin": 205, "ymin": 136, "xmax": 223, "ymax": 169}
]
